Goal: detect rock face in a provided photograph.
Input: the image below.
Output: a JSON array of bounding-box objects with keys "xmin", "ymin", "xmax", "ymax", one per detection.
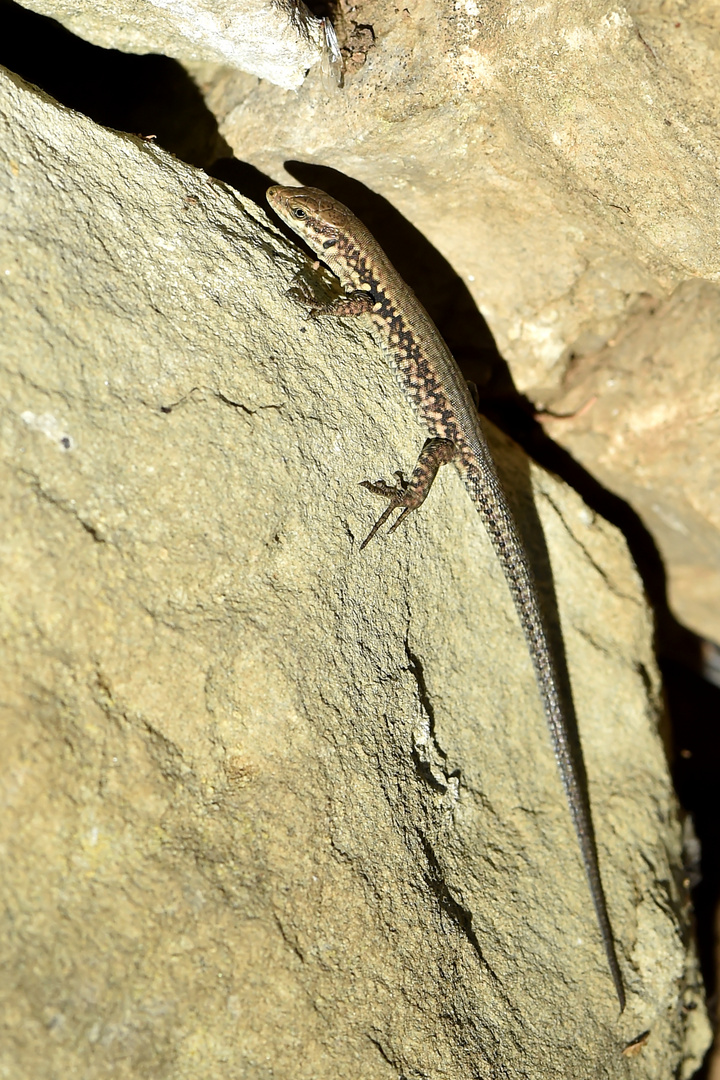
[
  {"xmin": 14, "ymin": 0, "xmax": 324, "ymax": 89},
  {"xmin": 12, "ymin": 0, "xmax": 720, "ymax": 644},
  {"xmin": 540, "ymin": 281, "xmax": 720, "ymax": 644},
  {"xmin": 0, "ymin": 68, "xmax": 710, "ymax": 1078},
  {"xmin": 188, "ymin": 0, "xmax": 720, "ymax": 647}
]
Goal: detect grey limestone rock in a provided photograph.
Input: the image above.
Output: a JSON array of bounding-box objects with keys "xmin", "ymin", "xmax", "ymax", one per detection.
[{"xmin": 0, "ymin": 66, "xmax": 710, "ymax": 1079}]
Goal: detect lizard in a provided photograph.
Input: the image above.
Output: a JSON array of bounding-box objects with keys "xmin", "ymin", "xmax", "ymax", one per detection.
[{"xmin": 266, "ymin": 184, "xmax": 626, "ymax": 1010}]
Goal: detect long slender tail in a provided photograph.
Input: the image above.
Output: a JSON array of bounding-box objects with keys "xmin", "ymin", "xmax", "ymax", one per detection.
[{"xmin": 460, "ymin": 443, "xmax": 626, "ymax": 1010}]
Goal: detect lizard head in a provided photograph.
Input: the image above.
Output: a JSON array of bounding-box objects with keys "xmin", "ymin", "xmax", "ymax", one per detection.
[{"xmin": 266, "ymin": 186, "xmax": 351, "ymax": 253}]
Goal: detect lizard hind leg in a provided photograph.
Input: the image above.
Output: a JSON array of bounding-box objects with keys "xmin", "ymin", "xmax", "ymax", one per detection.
[{"xmin": 359, "ymin": 437, "xmax": 456, "ymax": 550}]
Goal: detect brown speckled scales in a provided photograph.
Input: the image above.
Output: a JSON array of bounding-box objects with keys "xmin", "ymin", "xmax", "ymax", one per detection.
[{"xmin": 267, "ymin": 185, "xmax": 625, "ymax": 1010}]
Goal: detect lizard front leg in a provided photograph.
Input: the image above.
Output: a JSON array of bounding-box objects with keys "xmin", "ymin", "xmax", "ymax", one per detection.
[{"xmin": 287, "ymin": 281, "xmax": 374, "ymax": 319}]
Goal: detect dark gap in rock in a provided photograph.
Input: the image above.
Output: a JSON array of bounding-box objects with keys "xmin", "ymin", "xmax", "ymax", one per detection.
[
  {"xmin": 0, "ymin": 0, "xmax": 231, "ymax": 169},
  {"xmin": 667, "ymin": 658, "xmax": 720, "ymax": 1008},
  {"xmin": 209, "ymin": 157, "xmax": 278, "ymax": 212}
]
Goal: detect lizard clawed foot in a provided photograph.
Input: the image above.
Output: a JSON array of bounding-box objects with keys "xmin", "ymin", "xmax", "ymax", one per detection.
[
  {"xmin": 286, "ymin": 284, "xmax": 323, "ymax": 319},
  {"xmin": 359, "ymin": 472, "xmax": 423, "ymax": 550},
  {"xmin": 361, "ymin": 469, "xmax": 410, "ymax": 499},
  {"xmin": 358, "ymin": 439, "xmax": 457, "ymax": 551},
  {"xmin": 286, "ymin": 284, "xmax": 374, "ymax": 320}
]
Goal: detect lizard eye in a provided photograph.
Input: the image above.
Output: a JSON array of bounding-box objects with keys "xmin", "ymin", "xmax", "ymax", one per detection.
[{"xmin": 292, "ymin": 207, "xmax": 307, "ymax": 219}]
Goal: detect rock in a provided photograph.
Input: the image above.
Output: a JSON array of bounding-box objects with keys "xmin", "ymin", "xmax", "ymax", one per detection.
[
  {"xmin": 189, "ymin": 0, "xmax": 720, "ymax": 645},
  {"xmin": 197, "ymin": 0, "xmax": 720, "ymax": 384},
  {"xmin": 14, "ymin": 0, "xmax": 324, "ymax": 89},
  {"xmin": 539, "ymin": 281, "xmax": 720, "ymax": 645},
  {"xmin": 0, "ymin": 67, "xmax": 710, "ymax": 1079}
]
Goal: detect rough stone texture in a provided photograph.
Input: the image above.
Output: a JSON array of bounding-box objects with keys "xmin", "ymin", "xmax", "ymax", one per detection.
[
  {"xmin": 185, "ymin": 0, "xmax": 720, "ymax": 646},
  {"xmin": 14, "ymin": 0, "xmax": 323, "ymax": 89},
  {"xmin": 198, "ymin": 0, "xmax": 717, "ymax": 382},
  {"xmin": 0, "ymin": 68, "xmax": 711, "ymax": 1078},
  {"xmin": 538, "ymin": 281, "xmax": 720, "ymax": 644}
]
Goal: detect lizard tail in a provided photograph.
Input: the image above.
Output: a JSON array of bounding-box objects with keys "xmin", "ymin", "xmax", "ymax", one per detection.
[{"xmin": 459, "ymin": 444, "xmax": 626, "ymax": 1011}]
